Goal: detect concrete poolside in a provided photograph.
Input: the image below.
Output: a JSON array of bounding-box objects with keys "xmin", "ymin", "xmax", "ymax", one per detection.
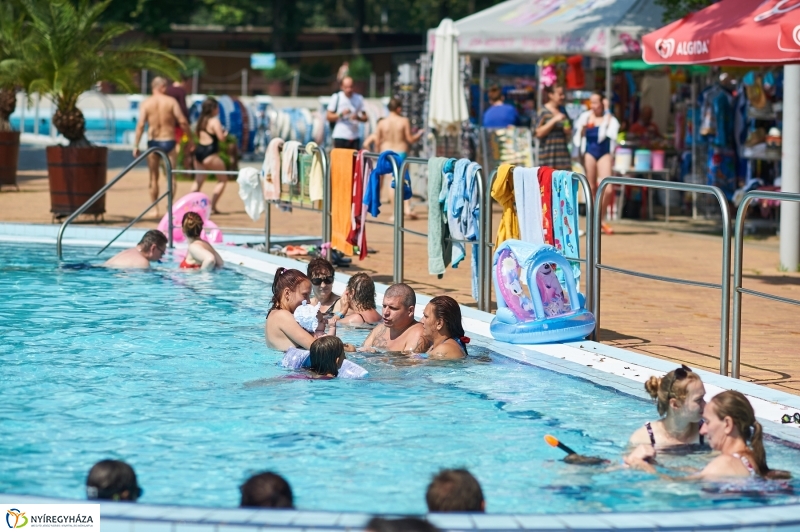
[{"xmin": 2, "ymin": 167, "xmax": 800, "ymax": 393}]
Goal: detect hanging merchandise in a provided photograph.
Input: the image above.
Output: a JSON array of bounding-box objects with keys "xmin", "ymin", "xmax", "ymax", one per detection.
[
  {"xmin": 447, "ymin": 159, "xmax": 482, "ymax": 301},
  {"xmin": 640, "ymin": 73, "xmax": 671, "ymax": 136},
  {"xmin": 513, "ymin": 166, "xmax": 544, "ymax": 246},
  {"xmin": 347, "ymin": 151, "xmax": 369, "ymax": 260},
  {"xmin": 491, "ymin": 163, "xmax": 520, "ymax": 249},
  {"xmin": 262, "ymin": 138, "xmax": 284, "ymax": 201},
  {"xmin": 566, "ymin": 56, "xmax": 585, "ymax": 90},
  {"xmin": 539, "ymin": 167, "xmax": 554, "ymax": 245},
  {"xmin": 305, "ymin": 143, "xmax": 324, "ymax": 203},
  {"xmin": 427, "ymin": 157, "xmax": 454, "ymax": 276},
  {"xmin": 551, "ymin": 169, "xmax": 581, "ymax": 289},
  {"xmin": 330, "ymin": 148, "xmax": 356, "ymax": 256}
]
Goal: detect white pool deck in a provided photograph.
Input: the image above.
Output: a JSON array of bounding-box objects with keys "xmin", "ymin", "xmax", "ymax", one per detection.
[{"xmin": 3, "ymin": 222, "xmax": 800, "ymax": 531}]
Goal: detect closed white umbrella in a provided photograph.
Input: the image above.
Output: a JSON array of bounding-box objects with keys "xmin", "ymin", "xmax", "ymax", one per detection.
[{"xmin": 428, "ymin": 18, "xmax": 469, "ymax": 134}]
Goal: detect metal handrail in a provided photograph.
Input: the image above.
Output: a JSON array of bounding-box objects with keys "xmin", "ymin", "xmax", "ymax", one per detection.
[
  {"xmin": 57, "ymin": 147, "xmax": 173, "ymax": 260},
  {"xmin": 592, "ymin": 177, "xmax": 732, "ymax": 375},
  {"xmin": 731, "ymin": 190, "xmax": 800, "ymax": 379}
]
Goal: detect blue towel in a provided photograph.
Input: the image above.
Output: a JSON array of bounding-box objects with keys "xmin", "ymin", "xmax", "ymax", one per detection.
[
  {"xmin": 447, "ymin": 158, "xmax": 482, "ymax": 301},
  {"xmin": 363, "ymin": 151, "xmax": 405, "ymax": 217},
  {"xmin": 551, "ymin": 170, "xmax": 581, "ymax": 290}
]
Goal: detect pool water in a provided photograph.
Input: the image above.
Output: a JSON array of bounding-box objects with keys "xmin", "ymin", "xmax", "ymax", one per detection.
[{"xmin": 2, "ymin": 243, "xmax": 799, "ymax": 515}]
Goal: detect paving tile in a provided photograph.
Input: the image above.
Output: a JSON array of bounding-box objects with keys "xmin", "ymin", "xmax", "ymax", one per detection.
[
  {"xmin": 289, "ymin": 512, "xmax": 342, "ymax": 526},
  {"xmin": 245, "ymin": 510, "xmax": 303, "ymax": 526},
  {"xmin": 470, "ymin": 514, "xmax": 521, "ymax": 529},
  {"xmin": 174, "ymin": 523, "xmax": 215, "ymax": 532},
  {"xmin": 510, "ymin": 515, "xmax": 569, "ymax": 531},
  {"xmin": 334, "ymin": 513, "xmax": 373, "ymax": 528},
  {"xmin": 425, "ymin": 513, "xmax": 475, "ymax": 530}
]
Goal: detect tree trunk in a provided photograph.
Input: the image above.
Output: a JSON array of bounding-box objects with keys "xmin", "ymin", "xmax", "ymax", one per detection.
[
  {"xmin": 0, "ymin": 88, "xmax": 16, "ymax": 132},
  {"xmin": 53, "ymin": 106, "xmax": 89, "ymax": 146},
  {"xmin": 352, "ymin": 0, "xmax": 365, "ymax": 52}
]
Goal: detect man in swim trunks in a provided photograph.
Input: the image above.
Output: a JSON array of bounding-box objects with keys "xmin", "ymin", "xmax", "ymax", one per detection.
[
  {"xmin": 134, "ymin": 77, "xmax": 192, "ymax": 217},
  {"xmin": 360, "ymin": 283, "xmax": 431, "ymax": 353},
  {"xmin": 375, "ymin": 98, "xmax": 423, "ymax": 217},
  {"xmin": 104, "ymin": 230, "xmax": 167, "ymax": 269}
]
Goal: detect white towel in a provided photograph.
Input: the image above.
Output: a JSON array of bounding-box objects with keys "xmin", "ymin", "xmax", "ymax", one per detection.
[
  {"xmin": 281, "ymin": 141, "xmax": 302, "ymax": 185},
  {"xmin": 236, "ymin": 167, "xmax": 264, "ymax": 221},
  {"xmin": 513, "ymin": 166, "xmax": 544, "ymax": 245},
  {"xmin": 306, "ymin": 142, "xmax": 324, "ymax": 202},
  {"xmin": 261, "ymin": 138, "xmax": 284, "ymax": 201}
]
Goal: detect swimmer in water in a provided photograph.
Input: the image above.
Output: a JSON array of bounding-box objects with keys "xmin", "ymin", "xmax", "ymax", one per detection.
[
  {"xmin": 307, "ymin": 257, "xmax": 341, "ymax": 315},
  {"xmin": 331, "ymin": 273, "xmax": 381, "ymax": 326},
  {"xmin": 104, "ymin": 230, "xmax": 167, "ymax": 269},
  {"xmin": 307, "ymin": 336, "xmax": 347, "ymax": 378},
  {"xmin": 359, "ymin": 283, "xmax": 431, "ymax": 353},
  {"xmin": 420, "ymin": 296, "xmax": 468, "ymax": 360},
  {"xmin": 266, "ymin": 268, "xmax": 329, "ymax": 351},
  {"xmin": 179, "ymin": 212, "xmax": 223, "ymax": 270}
]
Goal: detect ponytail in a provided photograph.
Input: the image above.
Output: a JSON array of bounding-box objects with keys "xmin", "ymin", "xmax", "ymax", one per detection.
[
  {"xmin": 270, "ymin": 267, "xmax": 309, "ymax": 311},
  {"xmin": 750, "ymin": 420, "xmax": 767, "ymax": 475}
]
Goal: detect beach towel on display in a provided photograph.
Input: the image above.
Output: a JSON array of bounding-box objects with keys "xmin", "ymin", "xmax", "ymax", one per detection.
[
  {"xmin": 513, "ymin": 166, "xmax": 543, "ymax": 245},
  {"xmin": 447, "ymin": 158, "xmax": 481, "ymax": 301},
  {"xmin": 306, "ymin": 142, "xmax": 324, "ymax": 202},
  {"xmin": 427, "ymin": 157, "xmax": 452, "ymax": 276},
  {"xmin": 331, "ymin": 149, "xmax": 356, "ymax": 256},
  {"xmin": 491, "ymin": 163, "xmax": 519, "ymax": 248},
  {"xmin": 363, "ymin": 151, "xmax": 403, "ymax": 217},
  {"xmin": 538, "ymin": 166, "xmax": 554, "ymax": 245},
  {"xmin": 262, "ymin": 138, "xmax": 284, "ymax": 201},
  {"xmin": 551, "ymin": 170, "xmax": 581, "ymax": 289},
  {"xmin": 347, "ymin": 150, "xmax": 370, "ymax": 260}
]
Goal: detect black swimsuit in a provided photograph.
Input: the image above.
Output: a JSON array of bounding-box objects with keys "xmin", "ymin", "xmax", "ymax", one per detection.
[
  {"xmin": 645, "ymin": 421, "xmax": 705, "ymax": 448},
  {"xmin": 194, "ymin": 128, "xmax": 219, "ymax": 163}
]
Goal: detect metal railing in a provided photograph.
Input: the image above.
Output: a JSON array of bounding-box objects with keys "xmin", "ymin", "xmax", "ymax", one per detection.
[
  {"xmin": 57, "ymin": 148, "xmax": 173, "ymax": 260},
  {"xmin": 591, "ymin": 178, "xmax": 732, "ymax": 375},
  {"xmin": 731, "ymin": 190, "xmax": 800, "ymax": 379}
]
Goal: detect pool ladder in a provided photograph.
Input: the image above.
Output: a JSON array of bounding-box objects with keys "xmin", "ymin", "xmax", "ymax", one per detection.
[{"xmin": 56, "ymin": 147, "xmax": 174, "ymax": 260}]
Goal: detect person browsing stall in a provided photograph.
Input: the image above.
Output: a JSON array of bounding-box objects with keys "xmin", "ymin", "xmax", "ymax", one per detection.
[
  {"xmin": 482, "ymin": 85, "xmax": 519, "ymax": 128},
  {"xmin": 104, "ymin": 230, "xmax": 167, "ymax": 269},
  {"xmin": 179, "ymin": 212, "xmax": 223, "ymax": 270},
  {"xmin": 420, "ymin": 296, "xmax": 468, "ymax": 360},
  {"xmin": 360, "ymin": 283, "xmax": 431, "ymax": 353}
]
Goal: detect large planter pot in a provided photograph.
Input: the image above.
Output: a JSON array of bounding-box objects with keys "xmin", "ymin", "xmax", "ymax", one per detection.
[
  {"xmin": 267, "ymin": 81, "xmax": 285, "ymax": 96},
  {"xmin": 0, "ymin": 130, "xmax": 20, "ymax": 188},
  {"xmin": 47, "ymin": 145, "xmax": 108, "ymax": 218}
]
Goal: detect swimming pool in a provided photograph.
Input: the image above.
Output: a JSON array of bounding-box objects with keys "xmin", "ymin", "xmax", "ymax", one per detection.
[{"xmin": 2, "ymin": 242, "xmax": 800, "ymax": 518}]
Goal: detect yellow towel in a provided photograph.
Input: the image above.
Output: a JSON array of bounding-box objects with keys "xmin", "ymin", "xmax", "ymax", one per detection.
[
  {"xmin": 491, "ymin": 163, "xmax": 519, "ymax": 248},
  {"xmin": 331, "ymin": 148, "xmax": 355, "ymax": 256}
]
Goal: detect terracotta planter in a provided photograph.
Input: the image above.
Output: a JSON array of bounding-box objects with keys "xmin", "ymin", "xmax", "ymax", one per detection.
[
  {"xmin": 47, "ymin": 145, "xmax": 108, "ymax": 217},
  {"xmin": 0, "ymin": 130, "xmax": 20, "ymax": 188},
  {"xmin": 267, "ymin": 81, "xmax": 285, "ymax": 96}
]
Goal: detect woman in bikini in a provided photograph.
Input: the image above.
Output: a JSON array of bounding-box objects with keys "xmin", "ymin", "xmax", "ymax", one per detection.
[
  {"xmin": 307, "ymin": 258, "xmax": 341, "ymax": 315},
  {"xmin": 573, "ymin": 92, "xmax": 620, "ymax": 235},
  {"xmin": 179, "ymin": 212, "xmax": 223, "ymax": 270},
  {"xmin": 191, "ymin": 98, "xmax": 228, "ymax": 214},
  {"xmin": 331, "ymin": 273, "xmax": 381, "ymax": 326},
  {"xmin": 265, "ymin": 268, "xmax": 322, "ymax": 351},
  {"xmin": 419, "ymin": 295, "xmax": 468, "ymax": 360}
]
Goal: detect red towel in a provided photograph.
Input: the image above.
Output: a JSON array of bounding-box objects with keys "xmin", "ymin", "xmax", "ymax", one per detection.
[
  {"xmin": 538, "ymin": 166, "xmax": 554, "ymax": 245},
  {"xmin": 347, "ymin": 150, "xmax": 369, "ymax": 260}
]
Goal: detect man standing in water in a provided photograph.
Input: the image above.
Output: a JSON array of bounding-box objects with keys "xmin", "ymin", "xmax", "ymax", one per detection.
[
  {"xmin": 133, "ymin": 77, "xmax": 192, "ymax": 217},
  {"xmin": 360, "ymin": 283, "xmax": 431, "ymax": 353},
  {"xmin": 375, "ymin": 97, "xmax": 424, "ymax": 217},
  {"xmin": 104, "ymin": 230, "xmax": 167, "ymax": 269}
]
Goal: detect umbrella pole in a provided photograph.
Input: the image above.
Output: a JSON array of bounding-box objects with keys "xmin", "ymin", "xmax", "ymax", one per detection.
[
  {"xmin": 479, "ymin": 56, "xmax": 487, "ymax": 126},
  {"xmin": 780, "ymin": 64, "xmax": 800, "ymax": 271},
  {"xmin": 691, "ymin": 72, "xmax": 697, "ymax": 219}
]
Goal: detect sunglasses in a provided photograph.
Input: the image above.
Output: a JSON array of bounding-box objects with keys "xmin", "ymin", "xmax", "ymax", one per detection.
[
  {"xmin": 311, "ymin": 276, "xmax": 334, "ymax": 286},
  {"xmin": 667, "ymin": 364, "xmax": 692, "ymax": 398},
  {"xmin": 781, "ymin": 413, "xmax": 800, "ymax": 424}
]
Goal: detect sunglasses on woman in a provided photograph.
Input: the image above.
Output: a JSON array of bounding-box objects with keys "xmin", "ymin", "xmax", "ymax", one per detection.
[
  {"xmin": 667, "ymin": 364, "xmax": 692, "ymax": 398},
  {"xmin": 311, "ymin": 275, "xmax": 334, "ymax": 286}
]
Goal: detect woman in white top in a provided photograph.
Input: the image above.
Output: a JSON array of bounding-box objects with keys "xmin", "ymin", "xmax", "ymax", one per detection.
[{"xmin": 573, "ymin": 92, "xmax": 620, "ymax": 235}]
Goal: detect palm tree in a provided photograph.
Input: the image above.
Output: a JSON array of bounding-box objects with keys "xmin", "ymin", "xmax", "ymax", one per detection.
[
  {"xmin": 0, "ymin": 1, "xmax": 27, "ymax": 132},
  {"xmin": 7, "ymin": 0, "xmax": 183, "ymax": 145}
]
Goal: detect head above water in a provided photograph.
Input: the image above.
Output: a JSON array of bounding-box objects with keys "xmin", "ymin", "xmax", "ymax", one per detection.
[
  {"xmin": 703, "ymin": 390, "xmax": 768, "ymax": 475},
  {"xmin": 182, "ymin": 211, "xmax": 203, "ymax": 239},
  {"xmin": 426, "ymin": 468, "xmax": 485, "ymax": 513},
  {"xmin": 307, "ymin": 257, "xmax": 335, "ymax": 301},
  {"xmin": 645, "ymin": 365, "xmax": 705, "ymax": 421},
  {"xmin": 346, "ymin": 273, "xmax": 376, "ymax": 311},
  {"xmin": 86, "ymin": 460, "xmax": 141, "ymax": 502},
  {"xmin": 240, "ymin": 471, "xmax": 293, "ymax": 508},
  {"xmin": 137, "ymin": 230, "xmax": 167, "ymax": 261},
  {"xmin": 270, "ymin": 267, "xmax": 311, "ymax": 313},
  {"xmin": 381, "ymin": 283, "xmax": 416, "ymax": 329},
  {"xmin": 423, "ymin": 296, "xmax": 466, "ymax": 352},
  {"xmin": 309, "ymin": 335, "xmax": 345, "ymax": 377}
]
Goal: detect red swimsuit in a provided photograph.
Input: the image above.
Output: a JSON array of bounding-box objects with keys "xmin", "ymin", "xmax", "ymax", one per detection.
[{"xmin": 179, "ymin": 258, "xmax": 201, "ymax": 269}]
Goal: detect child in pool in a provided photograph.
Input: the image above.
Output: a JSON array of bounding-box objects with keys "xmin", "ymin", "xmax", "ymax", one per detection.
[{"xmin": 307, "ymin": 336, "xmax": 347, "ymax": 378}]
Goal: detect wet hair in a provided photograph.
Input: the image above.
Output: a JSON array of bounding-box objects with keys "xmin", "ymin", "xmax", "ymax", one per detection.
[
  {"xmin": 709, "ymin": 391, "xmax": 772, "ymax": 477},
  {"xmin": 428, "ymin": 296, "xmax": 467, "ymax": 354},
  {"xmin": 307, "ymin": 257, "xmax": 335, "ymax": 279},
  {"xmin": 388, "ymin": 97, "xmax": 402, "ymax": 112},
  {"xmin": 240, "ymin": 472, "xmax": 293, "ymax": 508},
  {"xmin": 347, "ymin": 273, "xmax": 376, "ymax": 310},
  {"xmin": 197, "ymin": 98, "xmax": 218, "ymax": 137},
  {"xmin": 366, "ymin": 517, "xmax": 440, "ymax": 532},
  {"xmin": 644, "ymin": 365, "xmax": 702, "ymax": 417},
  {"xmin": 384, "ymin": 283, "xmax": 415, "ymax": 308},
  {"xmin": 426, "ymin": 469, "xmax": 484, "ymax": 513},
  {"xmin": 309, "ymin": 336, "xmax": 344, "ymax": 377},
  {"xmin": 270, "ymin": 267, "xmax": 310, "ymax": 310},
  {"xmin": 138, "ymin": 229, "xmax": 167, "ymax": 251},
  {"xmin": 86, "ymin": 460, "xmax": 141, "ymax": 501},
  {"xmin": 182, "ymin": 211, "xmax": 203, "ymax": 239},
  {"xmin": 487, "ymin": 85, "xmax": 502, "ymax": 104}
]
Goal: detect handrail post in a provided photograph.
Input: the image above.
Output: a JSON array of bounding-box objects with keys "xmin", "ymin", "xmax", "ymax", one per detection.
[
  {"xmin": 392, "ymin": 155, "xmax": 403, "ymax": 284},
  {"xmin": 476, "ymin": 168, "xmax": 488, "ymax": 312},
  {"xmin": 483, "ymin": 170, "xmax": 498, "ymax": 313},
  {"xmin": 318, "ymin": 146, "xmax": 331, "ymax": 261},
  {"xmin": 165, "ymin": 151, "xmax": 174, "ymax": 249},
  {"xmin": 591, "ymin": 179, "xmax": 604, "ymax": 340},
  {"xmin": 574, "ymin": 173, "xmax": 594, "ymax": 324},
  {"xmin": 716, "ymin": 187, "xmax": 732, "ymax": 377}
]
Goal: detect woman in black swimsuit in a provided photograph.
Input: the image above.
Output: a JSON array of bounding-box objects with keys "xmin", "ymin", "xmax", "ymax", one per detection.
[
  {"xmin": 332, "ymin": 273, "xmax": 381, "ymax": 325},
  {"xmin": 190, "ymin": 98, "xmax": 228, "ymax": 214}
]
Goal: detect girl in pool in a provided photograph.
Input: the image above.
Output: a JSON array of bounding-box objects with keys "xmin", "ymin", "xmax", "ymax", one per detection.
[
  {"xmin": 179, "ymin": 212, "xmax": 224, "ymax": 270},
  {"xmin": 627, "ymin": 390, "xmax": 790, "ymax": 480},
  {"xmin": 307, "ymin": 336, "xmax": 347, "ymax": 378},
  {"xmin": 331, "ymin": 273, "xmax": 381, "ymax": 326},
  {"xmin": 627, "ymin": 365, "xmax": 706, "ymax": 450},
  {"xmin": 307, "ymin": 258, "xmax": 341, "ymax": 315},
  {"xmin": 419, "ymin": 296, "xmax": 468, "ymax": 360},
  {"xmin": 266, "ymin": 268, "xmax": 327, "ymax": 351}
]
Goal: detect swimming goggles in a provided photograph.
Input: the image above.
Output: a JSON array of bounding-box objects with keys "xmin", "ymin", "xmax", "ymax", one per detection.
[
  {"xmin": 781, "ymin": 413, "xmax": 800, "ymax": 424},
  {"xmin": 310, "ymin": 276, "xmax": 334, "ymax": 286}
]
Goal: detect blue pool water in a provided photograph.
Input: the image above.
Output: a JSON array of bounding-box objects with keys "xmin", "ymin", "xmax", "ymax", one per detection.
[{"xmin": 2, "ymin": 243, "xmax": 799, "ymax": 515}]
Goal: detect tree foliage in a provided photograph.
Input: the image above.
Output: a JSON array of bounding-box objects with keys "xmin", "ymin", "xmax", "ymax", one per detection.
[{"xmin": 654, "ymin": 0, "xmax": 716, "ymax": 23}]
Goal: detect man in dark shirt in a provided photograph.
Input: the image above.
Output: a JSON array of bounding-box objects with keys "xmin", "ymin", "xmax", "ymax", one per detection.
[{"xmin": 165, "ymin": 75, "xmax": 191, "ymax": 169}]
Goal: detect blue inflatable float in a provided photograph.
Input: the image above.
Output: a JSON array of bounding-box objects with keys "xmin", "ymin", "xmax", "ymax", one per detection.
[{"xmin": 491, "ymin": 239, "xmax": 595, "ymax": 344}]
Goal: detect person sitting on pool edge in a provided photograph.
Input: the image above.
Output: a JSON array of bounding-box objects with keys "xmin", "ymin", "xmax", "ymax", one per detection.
[
  {"xmin": 307, "ymin": 257, "xmax": 341, "ymax": 315},
  {"xmin": 627, "ymin": 365, "xmax": 707, "ymax": 451},
  {"xmin": 266, "ymin": 267, "xmax": 332, "ymax": 351},
  {"xmin": 104, "ymin": 230, "xmax": 167, "ymax": 269},
  {"xmin": 240, "ymin": 471, "xmax": 293, "ymax": 508},
  {"xmin": 86, "ymin": 459, "xmax": 142, "ymax": 502},
  {"xmin": 420, "ymin": 296, "xmax": 468, "ymax": 360},
  {"xmin": 359, "ymin": 283, "xmax": 431, "ymax": 353},
  {"xmin": 626, "ymin": 390, "xmax": 790, "ymax": 480},
  {"xmin": 331, "ymin": 273, "xmax": 381, "ymax": 326},
  {"xmin": 426, "ymin": 468, "xmax": 485, "ymax": 513},
  {"xmin": 180, "ymin": 212, "xmax": 223, "ymax": 270}
]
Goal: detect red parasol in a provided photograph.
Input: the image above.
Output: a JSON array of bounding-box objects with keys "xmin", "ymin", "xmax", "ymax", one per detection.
[{"xmin": 642, "ymin": 0, "xmax": 800, "ymax": 65}]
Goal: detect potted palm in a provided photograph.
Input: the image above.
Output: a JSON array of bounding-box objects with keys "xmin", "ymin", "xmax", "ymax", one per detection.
[
  {"xmin": 0, "ymin": 1, "xmax": 27, "ymax": 189},
  {"xmin": 9, "ymin": 0, "xmax": 181, "ymax": 217}
]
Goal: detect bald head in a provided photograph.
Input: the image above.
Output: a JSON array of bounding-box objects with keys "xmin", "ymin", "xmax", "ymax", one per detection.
[
  {"xmin": 340, "ymin": 76, "xmax": 354, "ymax": 97},
  {"xmin": 151, "ymin": 76, "xmax": 167, "ymax": 93},
  {"xmin": 385, "ymin": 283, "xmax": 415, "ymax": 308}
]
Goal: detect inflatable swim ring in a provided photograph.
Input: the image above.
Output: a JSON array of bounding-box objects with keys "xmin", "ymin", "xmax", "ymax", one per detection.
[
  {"xmin": 281, "ymin": 348, "xmax": 368, "ymax": 379},
  {"xmin": 157, "ymin": 192, "xmax": 223, "ymax": 244}
]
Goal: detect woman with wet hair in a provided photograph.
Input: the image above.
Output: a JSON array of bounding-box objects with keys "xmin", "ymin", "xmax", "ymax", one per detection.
[
  {"xmin": 308, "ymin": 336, "xmax": 347, "ymax": 378},
  {"xmin": 265, "ymin": 267, "xmax": 324, "ymax": 351},
  {"xmin": 179, "ymin": 212, "xmax": 223, "ymax": 270},
  {"xmin": 419, "ymin": 295, "xmax": 468, "ymax": 359},
  {"xmin": 332, "ymin": 273, "xmax": 381, "ymax": 325},
  {"xmin": 628, "ymin": 365, "xmax": 707, "ymax": 450},
  {"xmin": 307, "ymin": 257, "xmax": 340, "ymax": 315}
]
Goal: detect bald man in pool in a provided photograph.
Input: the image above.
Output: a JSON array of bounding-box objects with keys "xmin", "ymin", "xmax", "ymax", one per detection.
[
  {"xmin": 358, "ymin": 283, "xmax": 431, "ymax": 353},
  {"xmin": 104, "ymin": 230, "xmax": 167, "ymax": 269}
]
